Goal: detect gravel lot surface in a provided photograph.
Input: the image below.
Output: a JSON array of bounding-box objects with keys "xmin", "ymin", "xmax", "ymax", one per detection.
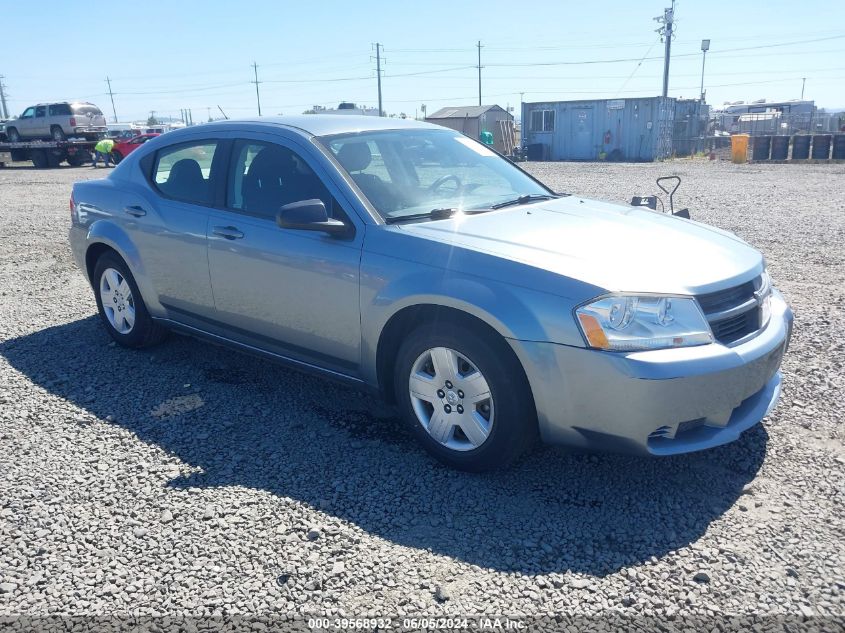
[{"xmin": 0, "ymin": 160, "xmax": 843, "ymax": 627}]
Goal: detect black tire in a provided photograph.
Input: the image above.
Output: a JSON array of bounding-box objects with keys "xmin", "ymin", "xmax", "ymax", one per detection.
[
  {"xmin": 111, "ymin": 151, "xmax": 123, "ymax": 165},
  {"xmin": 92, "ymin": 251, "xmax": 168, "ymax": 348},
  {"xmin": 46, "ymin": 152, "xmax": 61, "ymax": 168},
  {"xmin": 51, "ymin": 125, "xmax": 66, "ymax": 141},
  {"xmin": 6, "ymin": 127, "xmax": 20, "ymax": 142},
  {"xmin": 67, "ymin": 151, "xmax": 89, "ymax": 167},
  {"xmin": 393, "ymin": 322, "xmax": 536, "ymax": 471},
  {"xmin": 30, "ymin": 150, "xmax": 48, "ymax": 169}
]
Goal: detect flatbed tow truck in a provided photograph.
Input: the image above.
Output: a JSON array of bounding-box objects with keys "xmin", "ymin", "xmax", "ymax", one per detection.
[{"xmin": 0, "ymin": 138, "xmax": 96, "ymax": 168}]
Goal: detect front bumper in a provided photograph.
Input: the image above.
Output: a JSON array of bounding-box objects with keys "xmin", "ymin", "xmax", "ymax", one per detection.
[{"xmin": 514, "ymin": 290, "xmax": 793, "ymax": 455}]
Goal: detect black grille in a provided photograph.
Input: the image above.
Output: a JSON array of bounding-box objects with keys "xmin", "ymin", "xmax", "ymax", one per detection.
[
  {"xmin": 697, "ymin": 277, "xmax": 761, "ymax": 345},
  {"xmin": 711, "ymin": 309, "xmax": 760, "ymax": 344},
  {"xmin": 697, "ymin": 280, "xmax": 755, "ymax": 313}
]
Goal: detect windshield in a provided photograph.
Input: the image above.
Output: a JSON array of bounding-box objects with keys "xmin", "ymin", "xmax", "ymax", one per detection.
[{"xmin": 318, "ymin": 129, "xmax": 552, "ymax": 222}]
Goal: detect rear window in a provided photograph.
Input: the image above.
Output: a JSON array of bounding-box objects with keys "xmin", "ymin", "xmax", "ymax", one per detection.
[
  {"xmin": 49, "ymin": 104, "xmax": 73, "ymax": 116},
  {"xmin": 72, "ymin": 104, "xmax": 103, "ymax": 116}
]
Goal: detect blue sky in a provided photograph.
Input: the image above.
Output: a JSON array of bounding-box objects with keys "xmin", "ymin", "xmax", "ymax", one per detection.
[{"xmin": 2, "ymin": 0, "xmax": 844, "ymax": 122}]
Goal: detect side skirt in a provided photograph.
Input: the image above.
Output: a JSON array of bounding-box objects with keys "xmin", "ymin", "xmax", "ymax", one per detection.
[{"xmin": 154, "ymin": 317, "xmax": 375, "ymax": 393}]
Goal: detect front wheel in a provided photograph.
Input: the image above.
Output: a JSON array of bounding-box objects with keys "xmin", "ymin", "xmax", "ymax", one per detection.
[
  {"xmin": 6, "ymin": 127, "xmax": 20, "ymax": 142},
  {"xmin": 111, "ymin": 151, "xmax": 123, "ymax": 165},
  {"xmin": 393, "ymin": 323, "xmax": 536, "ymax": 471},
  {"xmin": 93, "ymin": 252, "xmax": 167, "ymax": 348}
]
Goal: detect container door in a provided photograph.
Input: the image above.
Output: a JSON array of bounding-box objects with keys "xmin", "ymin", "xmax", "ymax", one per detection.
[{"xmin": 571, "ymin": 107, "xmax": 594, "ymax": 159}]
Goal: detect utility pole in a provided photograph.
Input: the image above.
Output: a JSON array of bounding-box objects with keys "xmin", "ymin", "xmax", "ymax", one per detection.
[
  {"xmin": 188, "ymin": 109, "xmax": 193, "ymax": 125},
  {"xmin": 655, "ymin": 0, "xmax": 675, "ymax": 98},
  {"xmin": 477, "ymin": 40, "xmax": 483, "ymax": 106},
  {"xmin": 374, "ymin": 43, "xmax": 384, "ymax": 117},
  {"xmin": 801, "ymin": 77, "xmax": 806, "ymax": 100},
  {"xmin": 251, "ymin": 62, "xmax": 262, "ymax": 116},
  {"xmin": 699, "ymin": 39, "xmax": 710, "ymax": 102},
  {"xmin": 105, "ymin": 77, "xmax": 118, "ymax": 123},
  {"xmin": 0, "ymin": 76, "xmax": 8, "ymax": 119}
]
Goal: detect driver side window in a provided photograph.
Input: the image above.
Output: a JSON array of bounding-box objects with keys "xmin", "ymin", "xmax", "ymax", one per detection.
[{"xmin": 20, "ymin": 107, "xmax": 35, "ymax": 119}]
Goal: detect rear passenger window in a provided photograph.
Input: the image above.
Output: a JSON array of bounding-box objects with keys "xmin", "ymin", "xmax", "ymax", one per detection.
[
  {"xmin": 153, "ymin": 141, "xmax": 218, "ymax": 205},
  {"xmin": 49, "ymin": 104, "xmax": 72, "ymax": 116}
]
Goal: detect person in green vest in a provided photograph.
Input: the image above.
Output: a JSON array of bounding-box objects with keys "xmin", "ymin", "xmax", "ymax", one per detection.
[
  {"xmin": 92, "ymin": 138, "xmax": 115, "ymax": 168},
  {"xmin": 480, "ymin": 130, "xmax": 494, "ymax": 146}
]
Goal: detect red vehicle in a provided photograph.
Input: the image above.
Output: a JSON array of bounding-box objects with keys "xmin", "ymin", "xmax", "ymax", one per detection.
[{"xmin": 111, "ymin": 133, "xmax": 159, "ymax": 164}]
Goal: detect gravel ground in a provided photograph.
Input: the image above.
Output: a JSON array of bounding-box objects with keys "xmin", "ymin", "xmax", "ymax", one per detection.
[{"xmin": 0, "ymin": 160, "xmax": 843, "ymax": 628}]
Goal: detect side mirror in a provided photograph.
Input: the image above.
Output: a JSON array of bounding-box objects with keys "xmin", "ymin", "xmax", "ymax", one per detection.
[{"xmin": 276, "ymin": 199, "xmax": 350, "ymax": 238}]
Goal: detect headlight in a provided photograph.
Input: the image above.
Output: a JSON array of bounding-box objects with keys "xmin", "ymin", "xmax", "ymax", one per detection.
[
  {"xmin": 757, "ymin": 269, "xmax": 772, "ymax": 328},
  {"xmin": 576, "ymin": 295, "xmax": 713, "ymax": 351}
]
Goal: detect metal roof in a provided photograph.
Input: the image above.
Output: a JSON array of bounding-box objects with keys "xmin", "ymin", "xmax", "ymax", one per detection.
[{"xmin": 426, "ymin": 105, "xmax": 506, "ymax": 119}]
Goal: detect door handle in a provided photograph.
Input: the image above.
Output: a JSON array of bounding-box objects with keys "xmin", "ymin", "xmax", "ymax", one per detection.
[
  {"xmin": 212, "ymin": 225, "xmax": 244, "ymax": 240},
  {"xmin": 124, "ymin": 205, "xmax": 147, "ymax": 217}
]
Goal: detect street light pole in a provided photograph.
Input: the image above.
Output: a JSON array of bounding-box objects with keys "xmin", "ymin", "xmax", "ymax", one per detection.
[{"xmin": 699, "ymin": 39, "xmax": 710, "ymax": 102}]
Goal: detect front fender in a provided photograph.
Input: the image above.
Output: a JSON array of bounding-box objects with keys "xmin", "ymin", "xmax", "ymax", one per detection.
[{"xmin": 359, "ymin": 252, "xmax": 589, "ymax": 385}]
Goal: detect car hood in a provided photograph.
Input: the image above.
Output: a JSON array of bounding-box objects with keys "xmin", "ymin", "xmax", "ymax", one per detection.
[{"xmin": 396, "ymin": 196, "xmax": 764, "ymax": 295}]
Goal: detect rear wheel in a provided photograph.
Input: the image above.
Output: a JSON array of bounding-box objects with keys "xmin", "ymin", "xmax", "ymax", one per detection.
[
  {"xmin": 93, "ymin": 252, "xmax": 167, "ymax": 348},
  {"xmin": 51, "ymin": 125, "xmax": 66, "ymax": 141},
  {"xmin": 46, "ymin": 151, "xmax": 61, "ymax": 168},
  {"xmin": 6, "ymin": 127, "xmax": 20, "ymax": 142},
  {"xmin": 67, "ymin": 151, "xmax": 89, "ymax": 167},
  {"xmin": 30, "ymin": 150, "xmax": 48, "ymax": 169},
  {"xmin": 393, "ymin": 323, "xmax": 536, "ymax": 471}
]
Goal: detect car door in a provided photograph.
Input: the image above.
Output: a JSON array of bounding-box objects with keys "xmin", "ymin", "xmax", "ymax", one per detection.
[
  {"xmin": 121, "ymin": 137, "xmax": 223, "ymax": 322},
  {"xmin": 205, "ymin": 134, "xmax": 364, "ymax": 375},
  {"xmin": 33, "ymin": 105, "xmax": 48, "ymax": 138},
  {"xmin": 16, "ymin": 107, "xmax": 36, "ymax": 137}
]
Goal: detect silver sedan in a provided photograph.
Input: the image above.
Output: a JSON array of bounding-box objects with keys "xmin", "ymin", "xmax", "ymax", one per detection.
[{"xmin": 68, "ymin": 116, "xmax": 793, "ymax": 471}]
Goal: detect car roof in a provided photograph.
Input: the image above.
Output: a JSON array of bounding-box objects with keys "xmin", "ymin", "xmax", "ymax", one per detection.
[
  {"xmin": 30, "ymin": 101, "xmax": 95, "ymax": 107},
  {"xmin": 191, "ymin": 115, "xmax": 437, "ymax": 138}
]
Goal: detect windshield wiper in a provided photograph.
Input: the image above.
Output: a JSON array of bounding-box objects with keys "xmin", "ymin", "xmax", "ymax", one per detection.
[
  {"xmin": 384, "ymin": 208, "xmax": 458, "ymax": 224},
  {"xmin": 489, "ymin": 193, "xmax": 560, "ymax": 210}
]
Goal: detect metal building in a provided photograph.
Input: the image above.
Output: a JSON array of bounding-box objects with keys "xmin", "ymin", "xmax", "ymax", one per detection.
[
  {"xmin": 425, "ymin": 105, "xmax": 515, "ymax": 155},
  {"xmin": 521, "ymin": 96, "xmax": 675, "ymax": 161}
]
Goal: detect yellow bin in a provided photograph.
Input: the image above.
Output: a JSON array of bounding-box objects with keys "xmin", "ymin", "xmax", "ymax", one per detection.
[{"xmin": 731, "ymin": 134, "xmax": 750, "ymax": 163}]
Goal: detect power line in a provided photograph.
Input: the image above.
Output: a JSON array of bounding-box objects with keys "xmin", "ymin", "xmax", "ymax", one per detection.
[{"xmin": 615, "ymin": 38, "xmax": 661, "ymax": 97}]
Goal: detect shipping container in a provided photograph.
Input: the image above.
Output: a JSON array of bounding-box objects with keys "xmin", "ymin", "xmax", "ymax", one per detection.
[{"xmin": 521, "ymin": 96, "xmax": 675, "ymax": 162}]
